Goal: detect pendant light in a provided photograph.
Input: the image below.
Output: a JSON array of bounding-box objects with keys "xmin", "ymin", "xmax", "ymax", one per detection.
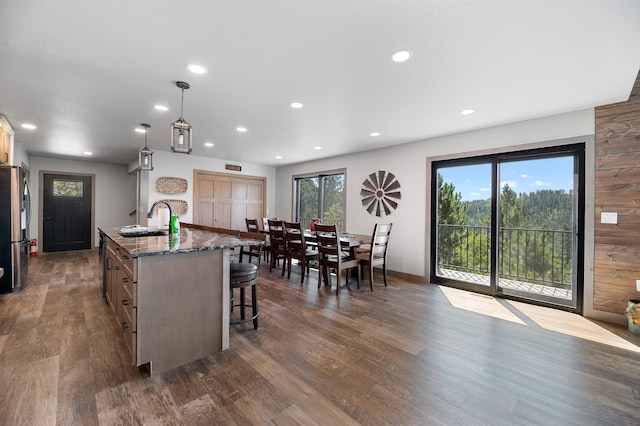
[
  {"xmin": 138, "ymin": 123, "xmax": 154, "ymax": 171},
  {"xmin": 171, "ymin": 81, "xmax": 192, "ymax": 154}
]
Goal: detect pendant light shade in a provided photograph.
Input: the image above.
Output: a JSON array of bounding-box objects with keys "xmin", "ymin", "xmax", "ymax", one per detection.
[
  {"xmin": 138, "ymin": 123, "xmax": 154, "ymax": 171},
  {"xmin": 171, "ymin": 81, "xmax": 192, "ymax": 154}
]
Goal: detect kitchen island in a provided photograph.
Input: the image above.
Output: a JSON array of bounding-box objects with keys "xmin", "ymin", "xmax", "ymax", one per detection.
[{"xmin": 99, "ymin": 225, "xmax": 262, "ymax": 375}]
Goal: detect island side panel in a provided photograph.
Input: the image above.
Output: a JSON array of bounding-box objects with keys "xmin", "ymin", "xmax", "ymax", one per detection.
[{"xmin": 136, "ymin": 248, "xmax": 230, "ymax": 374}]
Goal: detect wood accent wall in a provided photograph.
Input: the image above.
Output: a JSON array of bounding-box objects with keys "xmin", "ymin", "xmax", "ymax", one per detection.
[{"xmin": 594, "ymin": 71, "xmax": 640, "ymax": 315}]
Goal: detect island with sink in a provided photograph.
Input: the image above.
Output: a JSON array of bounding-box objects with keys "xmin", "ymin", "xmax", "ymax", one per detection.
[{"xmin": 98, "ymin": 224, "xmax": 262, "ymax": 375}]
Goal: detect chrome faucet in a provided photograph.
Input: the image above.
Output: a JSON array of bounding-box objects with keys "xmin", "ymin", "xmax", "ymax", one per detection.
[{"xmin": 147, "ymin": 201, "xmax": 172, "ymax": 224}]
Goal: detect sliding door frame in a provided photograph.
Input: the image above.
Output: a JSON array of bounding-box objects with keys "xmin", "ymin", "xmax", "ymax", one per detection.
[{"xmin": 429, "ymin": 142, "xmax": 585, "ymax": 313}]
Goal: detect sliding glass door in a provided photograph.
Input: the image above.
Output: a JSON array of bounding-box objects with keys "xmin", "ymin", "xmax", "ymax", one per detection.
[{"xmin": 431, "ymin": 144, "xmax": 584, "ymax": 311}]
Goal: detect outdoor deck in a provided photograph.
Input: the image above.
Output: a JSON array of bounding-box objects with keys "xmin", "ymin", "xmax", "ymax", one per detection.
[{"xmin": 439, "ymin": 268, "xmax": 572, "ymax": 300}]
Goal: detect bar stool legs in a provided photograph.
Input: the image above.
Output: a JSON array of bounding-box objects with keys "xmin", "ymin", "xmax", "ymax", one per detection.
[{"xmin": 230, "ymin": 262, "xmax": 259, "ymax": 329}]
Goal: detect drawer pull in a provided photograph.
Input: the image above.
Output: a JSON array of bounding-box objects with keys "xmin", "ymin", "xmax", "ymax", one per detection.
[
  {"xmin": 115, "ymin": 266, "xmax": 121, "ymax": 270},
  {"xmin": 122, "ymin": 322, "xmax": 128, "ymax": 330},
  {"xmin": 122, "ymin": 299, "xmax": 129, "ymax": 306}
]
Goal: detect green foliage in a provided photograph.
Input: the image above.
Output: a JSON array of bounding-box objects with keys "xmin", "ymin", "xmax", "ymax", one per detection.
[
  {"xmin": 323, "ymin": 203, "xmax": 344, "ymax": 230},
  {"xmin": 437, "ymin": 174, "xmax": 466, "ymax": 225},
  {"xmin": 437, "ymin": 177, "xmax": 573, "ymax": 289},
  {"xmin": 296, "ymin": 174, "xmax": 345, "ymax": 229},
  {"xmin": 53, "ymin": 180, "xmax": 83, "ymax": 197}
]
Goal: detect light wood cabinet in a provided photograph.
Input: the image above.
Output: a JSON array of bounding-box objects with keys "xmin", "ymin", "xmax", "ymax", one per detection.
[
  {"xmin": 101, "ymin": 230, "xmax": 231, "ymax": 374},
  {"xmin": 193, "ymin": 170, "xmax": 266, "ymax": 230},
  {"xmin": 0, "ymin": 121, "xmax": 11, "ymax": 164},
  {"xmin": 105, "ymin": 237, "xmax": 136, "ymax": 364}
]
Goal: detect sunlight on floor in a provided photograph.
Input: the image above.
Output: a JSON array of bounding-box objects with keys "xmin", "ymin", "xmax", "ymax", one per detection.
[
  {"xmin": 439, "ymin": 285, "xmax": 640, "ymax": 353},
  {"xmin": 439, "ymin": 286, "xmax": 526, "ymax": 325}
]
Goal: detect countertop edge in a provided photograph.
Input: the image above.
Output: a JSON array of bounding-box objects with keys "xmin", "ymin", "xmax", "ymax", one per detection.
[{"xmin": 99, "ymin": 227, "xmax": 263, "ymax": 257}]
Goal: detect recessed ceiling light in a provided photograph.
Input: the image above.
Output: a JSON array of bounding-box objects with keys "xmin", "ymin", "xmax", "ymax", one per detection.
[
  {"xmin": 154, "ymin": 104, "xmax": 169, "ymax": 111},
  {"xmin": 204, "ymin": 142, "xmax": 214, "ymax": 147},
  {"xmin": 236, "ymin": 127, "xmax": 248, "ymax": 132},
  {"xmin": 314, "ymin": 146, "xmax": 322, "ymax": 150},
  {"xmin": 370, "ymin": 132, "xmax": 381, "ymax": 137},
  {"xmin": 275, "ymin": 155, "xmax": 283, "ymax": 159},
  {"xmin": 290, "ymin": 102, "xmax": 304, "ymax": 109},
  {"xmin": 187, "ymin": 64, "xmax": 207, "ymax": 74},
  {"xmin": 21, "ymin": 123, "xmax": 37, "ymax": 130},
  {"xmin": 83, "ymin": 151, "xmax": 93, "ymax": 156},
  {"xmin": 135, "ymin": 127, "xmax": 147, "ymax": 133},
  {"xmin": 460, "ymin": 109, "xmax": 475, "ymax": 115},
  {"xmin": 390, "ymin": 50, "xmax": 412, "ymax": 63}
]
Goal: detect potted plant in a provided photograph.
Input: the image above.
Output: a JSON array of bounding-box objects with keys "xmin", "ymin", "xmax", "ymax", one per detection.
[{"xmin": 625, "ymin": 299, "xmax": 640, "ymax": 334}]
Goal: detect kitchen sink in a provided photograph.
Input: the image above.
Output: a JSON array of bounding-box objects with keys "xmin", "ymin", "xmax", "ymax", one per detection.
[{"xmin": 119, "ymin": 230, "xmax": 168, "ymax": 238}]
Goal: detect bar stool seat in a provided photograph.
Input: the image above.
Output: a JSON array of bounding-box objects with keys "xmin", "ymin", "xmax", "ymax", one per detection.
[{"xmin": 229, "ymin": 262, "xmax": 259, "ymax": 329}]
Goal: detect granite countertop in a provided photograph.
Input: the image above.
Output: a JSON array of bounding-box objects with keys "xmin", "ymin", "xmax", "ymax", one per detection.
[{"xmin": 99, "ymin": 226, "xmax": 263, "ymax": 258}]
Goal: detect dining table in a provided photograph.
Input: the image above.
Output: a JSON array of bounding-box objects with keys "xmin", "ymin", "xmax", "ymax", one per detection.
[{"xmin": 262, "ymin": 228, "xmax": 370, "ymax": 249}]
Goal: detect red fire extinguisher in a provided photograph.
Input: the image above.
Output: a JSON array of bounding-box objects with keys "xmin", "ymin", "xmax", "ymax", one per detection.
[{"xmin": 30, "ymin": 240, "xmax": 37, "ymax": 257}]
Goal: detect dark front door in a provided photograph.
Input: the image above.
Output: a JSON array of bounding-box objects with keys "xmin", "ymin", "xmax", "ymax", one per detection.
[{"xmin": 43, "ymin": 173, "xmax": 92, "ymax": 252}]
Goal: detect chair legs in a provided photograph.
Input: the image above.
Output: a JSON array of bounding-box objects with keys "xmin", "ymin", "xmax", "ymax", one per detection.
[
  {"xmin": 361, "ymin": 262, "xmax": 387, "ymax": 290},
  {"xmin": 230, "ymin": 286, "xmax": 259, "ymax": 329},
  {"xmin": 318, "ymin": 265, "xmax": 361, "ymax": 295},
  {"xmin": 230, "ymin": 263, "xmax": 259, "ymax": 330},
  {"xmin": 286, "ymin": 257, "xmax": 309, "ymax": 283}
]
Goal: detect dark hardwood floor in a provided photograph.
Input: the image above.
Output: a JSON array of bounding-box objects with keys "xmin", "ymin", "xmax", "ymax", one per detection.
[{"xmin": 1, "ymin": 249, "xmax": 639, "ymax": 425}]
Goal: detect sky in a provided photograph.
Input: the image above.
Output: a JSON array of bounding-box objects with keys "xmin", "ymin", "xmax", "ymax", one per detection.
[{"xmin": 439, "ymin": 156, "xmax": 575, "ymax": 201}]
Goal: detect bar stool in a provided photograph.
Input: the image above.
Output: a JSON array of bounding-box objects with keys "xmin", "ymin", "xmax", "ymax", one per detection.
[{"xmin": 229, "ymin": 262, "xmax": 259, "ymax": 329}]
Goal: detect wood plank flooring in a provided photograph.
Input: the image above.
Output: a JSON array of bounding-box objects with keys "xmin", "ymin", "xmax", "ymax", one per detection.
[{"xmin": 1, "ymin": 249, "xmax": 640, "ymax": 425}]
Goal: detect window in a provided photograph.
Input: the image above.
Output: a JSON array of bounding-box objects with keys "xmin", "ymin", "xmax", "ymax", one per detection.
[
  {"xmin": 53, "ymin": 179, "xmax": 83, "ymax": 197},
  {"xmin": 294, "ymin": 171, "xmax": 345, "ymax": 230}
]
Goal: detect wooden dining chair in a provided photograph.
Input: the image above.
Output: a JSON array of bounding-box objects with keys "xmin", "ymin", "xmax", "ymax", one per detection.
[
  {"xmin": 241, "ymin": 218, "xmax": 268, "ymax": 265},
  {"xmin": 267, "ymin": 219, "xmax": 287, "ymax": 275},
  {"xmin": 355, "ymin": 223, "xmax": 392, "ymax": 290},
  {"xmin": 284, "ymin": 221, "xmax": 318, "ymax": 283},
  {"xmin": 239, "ymin": 230, "xmax": 266, "ymax": 266},
  {"xmin": 315, "ymin": 223, "xmax": 360, "ymax": 295}
]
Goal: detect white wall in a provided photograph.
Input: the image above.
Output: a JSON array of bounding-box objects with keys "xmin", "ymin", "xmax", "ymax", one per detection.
[
  {"xmin": 29, "ymin": 156, "xmax": 137, "ymax": 247},
  {"xmin": 141, "ymin": 150, "xmax": 276, "ymax": 227},
  {"xmin": 28, "ymin": 152, "xmax": 276, "ymax": 246},
  {"xmin": 13, "ymin": 141, "xmax": 29, "ymax": 169},
  {"xmin": 275, "ymin": 109, "xmax": 595, "ymax": 280}
]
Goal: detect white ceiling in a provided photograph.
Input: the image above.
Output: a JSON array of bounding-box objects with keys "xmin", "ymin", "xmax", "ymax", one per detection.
[{"xmin": 1, "ymin": 1, "xmax": 639, "ymax": 167}]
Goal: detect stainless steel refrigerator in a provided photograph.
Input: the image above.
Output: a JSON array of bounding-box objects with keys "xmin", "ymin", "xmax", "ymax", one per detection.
[{"xmin": 0, "ymin": 165, "xmax": 31, "ymax": 293}]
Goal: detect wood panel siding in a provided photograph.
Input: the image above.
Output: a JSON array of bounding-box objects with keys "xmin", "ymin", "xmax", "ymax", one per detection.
[{"xmin": 594, "ymin": 70, "xmax": 640, "ymax": 315}]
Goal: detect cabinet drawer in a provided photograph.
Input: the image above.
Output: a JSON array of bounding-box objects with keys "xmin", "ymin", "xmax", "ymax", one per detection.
[
  {"xmin": 122, "ymin": 320, "xmax": 134, "ymax": 356},
  {"xmin": 106, "ymin": 239, "xmax": 118, "ymax": 256},
  {"xmin": 121, "ymin": 274, "xmax": 134, "ymax": 306},
  {"xmin": 119, "ymin": 250, "xmax": 134, "ymax": 279},
  {"xmin": 121, "ymin": 300, "xmax": 135, "ymax": 333}
]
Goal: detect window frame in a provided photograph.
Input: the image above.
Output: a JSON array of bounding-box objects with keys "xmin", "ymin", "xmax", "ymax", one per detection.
[{"xmin": 293, "ymin": 169, "xmax": 346, "ymax": 230}]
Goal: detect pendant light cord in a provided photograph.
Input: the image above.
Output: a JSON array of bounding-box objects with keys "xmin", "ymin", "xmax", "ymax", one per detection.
[{"xmin": 180, "ymin": 88, "xmax": 184, "ymax": 119}]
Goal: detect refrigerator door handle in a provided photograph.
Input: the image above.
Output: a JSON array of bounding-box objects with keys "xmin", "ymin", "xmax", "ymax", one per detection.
[{"xmin": 24, "ymin": 178, "xmax": 32, "ymax": 230}]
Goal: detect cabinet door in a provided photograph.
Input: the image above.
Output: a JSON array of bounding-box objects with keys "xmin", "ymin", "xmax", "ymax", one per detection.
[
  {"xmin": 105, "ymin": 255, "xmax": 113, "ymax": 305},
  {"xmin": 0, "ymin": 127, "xmax": 8, "ymax": 164}
]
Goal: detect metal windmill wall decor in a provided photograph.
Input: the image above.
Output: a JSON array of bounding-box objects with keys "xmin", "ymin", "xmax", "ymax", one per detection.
[{"xmin": 360, "ymin": 170, "xmax": 401, "ymax": 216}]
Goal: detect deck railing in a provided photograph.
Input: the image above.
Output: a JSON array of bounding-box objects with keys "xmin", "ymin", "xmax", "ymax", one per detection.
[{"xmin": 437, "ymin": 224, "xmax": 572, "ymax": 289}]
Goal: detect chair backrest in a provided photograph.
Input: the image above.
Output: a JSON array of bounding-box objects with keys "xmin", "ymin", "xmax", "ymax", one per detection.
[
  {"xmin": 369, "ymin": 223, "xmax": 392, "ymax": 262},
  {"xmin": 315, "ymin": 223, "xmax": 340, "ymax": 259},
  {"xmin": 284, "ymin": 221, "xmax": 307, "ymax": 252},
  {"xmin": 246, "ymin": 218, "xmax": 259, "ymax": 232},
  {"xmin": 262, "ymin": 217, "xmax": 277, "ymax": 231},
  {"xmin": 267, "ymin": 219, "xmax": 286, "ymax": 250}
]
